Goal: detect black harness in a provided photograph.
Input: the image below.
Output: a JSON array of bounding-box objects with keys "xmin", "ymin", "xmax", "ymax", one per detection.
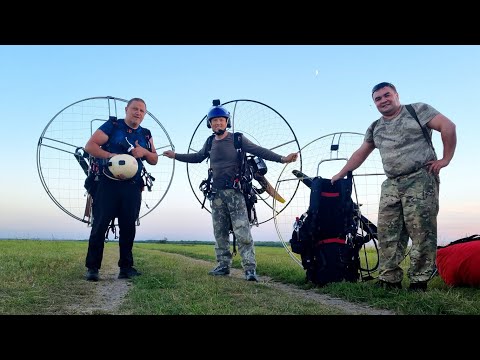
[{"xmin": 199, "ymin": 132, "xmax": 258, "ymax": 255}]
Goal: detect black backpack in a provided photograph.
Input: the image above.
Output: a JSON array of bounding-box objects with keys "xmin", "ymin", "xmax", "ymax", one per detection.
[{"xmin": 290, "ymin": 173, "xmax": 363, "ymax": 286}]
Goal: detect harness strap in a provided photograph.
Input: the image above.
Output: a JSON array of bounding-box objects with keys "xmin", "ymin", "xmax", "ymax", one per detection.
[
  {"xmin": 104, "ymin": 219, "xmax": 118, "ymax": 242},
  {"xmin": 438, "ymin": 234, "xmax": 480, "ymax": 249},
  {"xmin": 316, "ymin": 238, "xmax": 346, "ymax": 245},
  {"xmin": 199, "ymin": 168, "xmax": 214, "ymax": 208},
  {"xmin": 230, "ymin": 222, "xmax": 237, "ymax": 256},
  {"xmin": 142, "ymin": 167, "xmax": 155, "ymax": 192}
]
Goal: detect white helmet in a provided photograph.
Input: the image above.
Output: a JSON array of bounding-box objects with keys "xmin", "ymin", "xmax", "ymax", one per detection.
[{"xmin": 106, "ymin": 154, "xmax": 138, "ymax": 180}]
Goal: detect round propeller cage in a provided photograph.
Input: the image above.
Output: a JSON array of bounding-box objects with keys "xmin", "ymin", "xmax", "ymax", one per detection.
[
  {"xmin": 186, "ymin": 99, "xmax": 302, "ymax": 225},
  {"xmin": 37, "ymin": 96, "xmax": 175, "ymax": 225}
]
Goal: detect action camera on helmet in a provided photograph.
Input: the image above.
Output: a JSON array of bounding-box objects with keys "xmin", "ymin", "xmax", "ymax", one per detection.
[{"xmin": 206, "ymin": 99, "xmax": 231, "ymax": 129}]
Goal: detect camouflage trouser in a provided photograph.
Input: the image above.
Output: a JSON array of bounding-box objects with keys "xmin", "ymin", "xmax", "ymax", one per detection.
[
  {"xmin": 377, "ymin": 168, "xmax": 439, "ymax": 283},
  {"xmin": 210, "ymin": 189, "xmax": 256, "ymax": 271}
]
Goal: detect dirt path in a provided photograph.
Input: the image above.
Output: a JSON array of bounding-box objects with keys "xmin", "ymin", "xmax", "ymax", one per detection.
[
  {"xmin": 66, "ymin": 245, "xmax": 131, "ymax": 315},
  {"xmin": 184, "ymin": 255, "xmax": 395, "ymax": 315},
  {"xmin": 69, "ymin": 250, "xmax": 395, "ymax": 315}
]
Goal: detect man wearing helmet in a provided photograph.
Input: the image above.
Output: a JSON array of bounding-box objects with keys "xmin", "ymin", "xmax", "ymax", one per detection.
[
  {"xmin": 163, "ymin": 101, "xmax": 298, "ymax": 282},
  {"xmin": 84, "ymin": 98, "xmax": 158, "ymax": 281}
]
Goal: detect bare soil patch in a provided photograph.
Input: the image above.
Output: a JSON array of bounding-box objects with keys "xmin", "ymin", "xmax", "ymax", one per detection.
[
  {"xmin": 186, "ymin": 255, "xmax": 395, "ymax": 315},
  {"xmin": 67, "ymin": 249, "xmax": 394, "ymax": 315},
  {"xmin": 65, "ymin": 245, "xmax": 131, "ymax": 315}
]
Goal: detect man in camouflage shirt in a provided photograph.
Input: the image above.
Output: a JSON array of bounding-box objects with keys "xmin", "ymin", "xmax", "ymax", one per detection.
[{"xmin": 331, "ymin": 82, "xmax": 457, "ymax": 291}]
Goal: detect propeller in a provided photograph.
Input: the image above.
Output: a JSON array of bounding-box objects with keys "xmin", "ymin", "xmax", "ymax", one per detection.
[
  {"xmin": 254, "ymin": 172, "xmax": 286, "ymax": 203},
  {"xmin": 249, "ymin": 156, "xmax": 286, "ymax": 203},
  {"xmin": 292, "ymin": 169, "xmax": 313, "ymax": 188}
]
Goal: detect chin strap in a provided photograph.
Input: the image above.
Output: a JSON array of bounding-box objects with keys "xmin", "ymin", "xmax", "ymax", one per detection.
[
  {"xmin": 103, "ymin": 168, "xmax": 121, "ymax": 181},
  {"xmin": 214, "ymin": 128, "xmax": 226, "ymax": 135}
]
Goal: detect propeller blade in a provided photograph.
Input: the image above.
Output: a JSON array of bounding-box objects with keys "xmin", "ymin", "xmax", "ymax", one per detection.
[
  {"xmin": 292, "ymin": 169, "xmax": 313, "ymax": 188},
  {"xmin": 254, "ymin": 173, "xmax": 285, "ymax": 203}
]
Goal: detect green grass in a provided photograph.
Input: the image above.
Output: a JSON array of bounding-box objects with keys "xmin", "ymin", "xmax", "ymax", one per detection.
[
  {"xmin": 119, "ymin": 249, "xmax": 343, "ymax": 315},
  {"xmin": 0, "ymin": 241, "xmax": 87, "ymax": 314},
  {"xmin": 1, "ymin": 240, "xmax": 479, "ymax": 315}
]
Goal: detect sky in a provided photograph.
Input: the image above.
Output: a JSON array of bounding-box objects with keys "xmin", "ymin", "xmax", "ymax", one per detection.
[{"xmin": 0, "ymin": 45, "xmax": 478, "ymax": 246}]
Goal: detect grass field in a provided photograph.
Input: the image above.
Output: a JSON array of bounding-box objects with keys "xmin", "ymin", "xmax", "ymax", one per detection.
[{"xmin": 1, "ymin": 240, "xmax": 479, "ymax": 315}]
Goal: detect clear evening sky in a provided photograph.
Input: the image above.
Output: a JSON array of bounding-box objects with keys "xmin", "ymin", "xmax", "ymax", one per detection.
[{"xmin": 0, "ymin": 45, "xmax": 477, "ymax": 245}]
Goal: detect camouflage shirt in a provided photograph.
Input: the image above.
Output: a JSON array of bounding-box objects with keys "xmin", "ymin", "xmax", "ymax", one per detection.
[{"xmin": 365, "ymin": 103, "xmax": 439, "ymax": 178}]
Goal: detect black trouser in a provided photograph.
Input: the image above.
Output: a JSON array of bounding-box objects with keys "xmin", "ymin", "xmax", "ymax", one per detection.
[{"xmin": 85, "ymin": 176, "xmax": 142, "ymax": 270}]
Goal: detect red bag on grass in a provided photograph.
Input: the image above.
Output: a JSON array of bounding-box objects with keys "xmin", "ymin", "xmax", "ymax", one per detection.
[{"xmin": 436, "ymin": 235, "xmax": 480, "ymax": 287}]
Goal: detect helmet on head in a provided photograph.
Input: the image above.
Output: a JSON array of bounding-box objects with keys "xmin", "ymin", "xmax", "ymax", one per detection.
[
  {"xmin": 105, "ymin": 154, "xmax": 138, "ymax": 180},
  {"xmin": 206, "ymin": 100, "xmax": 231, "ymax": 128}
]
